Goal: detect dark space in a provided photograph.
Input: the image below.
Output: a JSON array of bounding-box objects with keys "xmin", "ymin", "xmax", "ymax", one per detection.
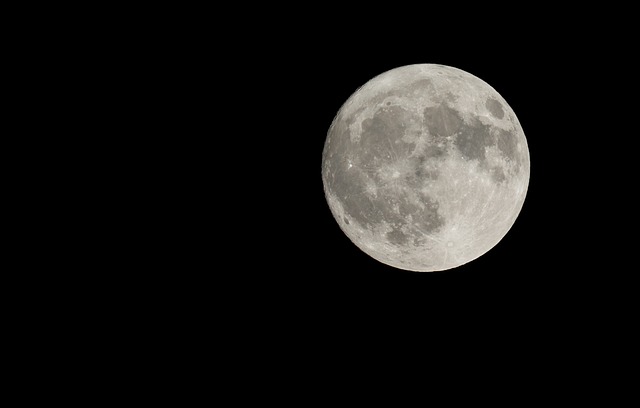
[
  {"xmin": 25, "ymin": 7, "xmax": 633, "ymax": 399},
  {"xmin": 240, "ymin": 26, "xmax": 632, "ymax": 349},
  {"xmin": 166, "ymin": 15, "xmax": 632, "ymax": 387}
]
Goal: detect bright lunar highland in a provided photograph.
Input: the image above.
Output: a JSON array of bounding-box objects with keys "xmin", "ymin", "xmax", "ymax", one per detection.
[{"xmin": 322, "ymin": 64, "xmax": 530, "ymax": 272}]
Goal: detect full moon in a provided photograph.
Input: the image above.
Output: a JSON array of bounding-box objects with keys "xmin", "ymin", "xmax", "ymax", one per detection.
[{"xmin": 321, "ymin": 64, "xmax": 530, "ymax": 272}]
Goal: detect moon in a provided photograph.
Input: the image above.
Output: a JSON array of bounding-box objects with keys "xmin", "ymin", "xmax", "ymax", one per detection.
[{"xmin": 321, "ymin": 64, "xmax": 530, "ymax": 272}]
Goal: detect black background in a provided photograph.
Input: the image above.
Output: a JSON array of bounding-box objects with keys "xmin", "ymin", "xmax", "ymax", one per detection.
[
  {"xmin": 222, "ymin": 26, "xmax": 635, "ymax": 383},
  {"xmin": 237, "ymin": 39, "xmax": 614, "ymax": 344},
  {"xmin": 179, "ymin": 11, "xmax": 633, "ymax": 377},
  {"xmin": 10, "ymin": 5, "xmax": 635, "ymax": 399},
  {"xmin": 254, "ymin": 35, "xmax": 596, "ymax": 295},
  {"xmin": 226, "ymin": 13, "xmax": 631, "ymax": 342},
  {"xmin": 144, "ymin": 9, "xmax": 637, "ymax": 399}
]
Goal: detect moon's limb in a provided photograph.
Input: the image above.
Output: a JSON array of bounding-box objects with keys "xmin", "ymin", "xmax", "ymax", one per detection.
[{"xmin": 322, "ymin": 64, "xmax": 530, "ymax": 272}]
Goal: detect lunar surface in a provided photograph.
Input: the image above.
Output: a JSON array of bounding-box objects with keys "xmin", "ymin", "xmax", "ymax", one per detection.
[{"xmin": 321, "ymin": 64, "xmax": 530, "ymax": 272}]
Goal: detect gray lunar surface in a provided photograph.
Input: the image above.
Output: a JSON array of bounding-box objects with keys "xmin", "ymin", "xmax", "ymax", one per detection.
[{"xmin": 322, "ymin": 64, "xmax": 530, "ymax": 272}]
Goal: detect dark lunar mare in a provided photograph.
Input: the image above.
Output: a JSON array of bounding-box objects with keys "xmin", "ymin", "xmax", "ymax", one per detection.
[
  {"xmin": 485, "ymin": 97, "xmax": 504, "ymax": 119},
  {"xmin": 324, "ymin": 90, "xmax": 522, "ymax": 250},
  {"xmin": 325, "ymin": 105, "xmax": 447, "ymax": 243},
  {"xmin": 423, "ymin": 102, "xmax": 520, "ymax": 179},
  {"xmin": 359, "ymin": 105, "xmax": 416, "ymax": 162}
]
